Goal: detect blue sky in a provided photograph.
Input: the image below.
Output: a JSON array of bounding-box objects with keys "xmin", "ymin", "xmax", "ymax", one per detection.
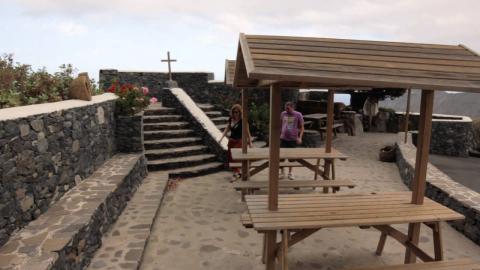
[{"xmin": 1, "ymin": 0, "xmax": 480, "ymax": 85}]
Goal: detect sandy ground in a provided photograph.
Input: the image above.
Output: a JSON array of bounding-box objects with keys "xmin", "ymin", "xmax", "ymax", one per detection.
[{"xmin": 139, "ymin": 133, "xmax": 480, "ymax": 270}]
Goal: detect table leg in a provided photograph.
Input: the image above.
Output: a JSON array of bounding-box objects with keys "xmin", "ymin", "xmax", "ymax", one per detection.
[
  {"xmin": 314, "ymin": 159, "xmax": 320, "ymax": 180},
  {"xmin": 427, "ymin": 222, "xmax": 443, "ymax": 261},
  {"xmin": 323, "ymin": 159, "xmax": 332, "ymax": 193},
  {"xmin": 262, "ymin": 233, "xmax": 266, "ymax": 264},
  {"xmin": 281, "ymin": 229, "xmax": 289, "ymax": 270},
  {"xmin": 405, "ymin": 223, "xmax": 421, "ymax": 263},
  {"xmin": 265, "ymin": 231, "xmax": 277, "ymax": 270},
  {"xmin": 376, "ymin": 232, "xmax": 387, "ymax": 256}
]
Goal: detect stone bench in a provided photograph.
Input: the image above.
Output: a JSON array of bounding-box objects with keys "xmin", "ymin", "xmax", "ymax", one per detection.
[{"xmin": 0, "ymin": 154, "xmax": 147, "ymax": 270}]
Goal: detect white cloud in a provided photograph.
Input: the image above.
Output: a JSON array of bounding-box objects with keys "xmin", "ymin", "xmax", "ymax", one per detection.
[{"xmin": 56, "ymin": 21, "xmax": 88, "ymax": 36}]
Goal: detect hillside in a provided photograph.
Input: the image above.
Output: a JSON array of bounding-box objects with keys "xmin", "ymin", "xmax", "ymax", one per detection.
[{"xmin": 380, "ymin": 90, "xmax": 480, "ymax": 119}]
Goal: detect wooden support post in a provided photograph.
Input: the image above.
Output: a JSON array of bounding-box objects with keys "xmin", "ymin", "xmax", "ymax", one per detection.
[
  {"xmin": 241, "ymin": 88, "xmax": 250, "ymax": 182},
  {"xmin": 269, "ymin": 84, "xmax": 281, "ymax": 211},
  {"xmin": 323, "ymin": 89, "xmax": 335, "ymax": 192},
  {"xmin": 404, "ymin": 88, "xmax": 412, "ymax": 144},
  {"xmin": 265, "ymin": 231, "xmax": 277, "ymax": 270},
  {"xmin": 405, "ymin": 89, "xmax": 435, "ymax": 264}
]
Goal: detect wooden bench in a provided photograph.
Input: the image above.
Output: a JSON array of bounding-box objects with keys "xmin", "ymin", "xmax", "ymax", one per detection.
[
  {"xmin": 346, "ymin": 259, "xmax": 480, "ymax": 270},
  {"xmin": 230, "ymin": 161, "xmax": 303, "ymax": 168},
  {"xmin": 233, "ymin": 180, "xmax": 356, "ymax": 196},
  {"xmin": 320, "ymin": 122, "xmax": 344, "ymax": 139}
]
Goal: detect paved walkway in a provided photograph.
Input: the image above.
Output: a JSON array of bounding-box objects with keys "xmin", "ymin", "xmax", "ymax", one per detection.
[
  {"xmin": 139, "ymin": 133, "xmax": 480, "ymax": 270},
  {"xmin": 430, "ymin": 154, "xmax": 480, "ymax": 193}
]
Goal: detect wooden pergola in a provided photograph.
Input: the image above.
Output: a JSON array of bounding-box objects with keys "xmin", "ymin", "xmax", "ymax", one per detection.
[
  {"xmin": 233, "ymin": 33, "xmax": 480, "ymax": 269},
  {"xmin": 225, "ymin": 59, "xmax": 236, "ymax": 86}
]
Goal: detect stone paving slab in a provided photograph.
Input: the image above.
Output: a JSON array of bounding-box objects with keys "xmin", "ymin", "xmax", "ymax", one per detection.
[
  {"xmin": 139, "ymin": 133, "xmax": 480, "ymax": 270},
  {"xmin": 88, "ymin": 172, "xmax": 169, "ymax": 270},
  {"xmin": 0, "ymin": 154, "xmax": 147, "ymax": 270}
]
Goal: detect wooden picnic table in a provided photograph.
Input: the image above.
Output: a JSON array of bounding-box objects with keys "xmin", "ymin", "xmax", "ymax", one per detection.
[
  {"xmin": 242, "ymin": 192, "xmax": 465, "ymax": 270},
  {"xmin": 231, "ymin": 147, "xmax": 348, "ymax": 180}
]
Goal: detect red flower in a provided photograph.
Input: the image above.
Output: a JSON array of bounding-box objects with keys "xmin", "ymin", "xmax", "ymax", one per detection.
[{"xmin": 108, "ymin": 85, "xmax": 116, "ymax": 93}]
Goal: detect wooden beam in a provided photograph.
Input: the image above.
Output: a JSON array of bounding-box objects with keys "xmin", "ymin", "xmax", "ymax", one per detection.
[
  {"xmin": 325, "ymin": 89, "xmax": 335, "ymax": 153},
  {"xmin": 411, "ymin": 89, "xmax": 434, "ymax": 204},
  {"xmin": 241, "ymin": 89, "xmax": 250, "ymax": 182},
  {"xmin": 404, "ymin": 88, "xmax": 412, "ymax": 144},
  {"xmin": 406, "ymin": 89, "xmax": 434, "ymax": 264},
  {"xmin": 374, "ymin": 225, "xmax": 434, "ymax": 263},
  {"xmin": 269, "ymin": 83, "xmax": 281, "ymax": 211}
]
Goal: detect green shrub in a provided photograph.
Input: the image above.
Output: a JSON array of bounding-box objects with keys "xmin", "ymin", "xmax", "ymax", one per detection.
[{"xmin": 0, "ymin": 54, "xmax": 100, "ymax": 108}]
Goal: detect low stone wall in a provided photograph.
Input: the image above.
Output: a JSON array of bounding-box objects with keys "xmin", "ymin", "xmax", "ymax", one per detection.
[
  {"xmin": 396, "ymin": 135, "xmax": 480, "ymax": 244},
  {"xmin": 162, "ymin": 87, "xmax": 227, "ymax": 161},
  {"xmin": 0, "ymin": 94, "xmax": 117, "ymax": 246},
  {"xmin": 0, "ymin": 154, "xmax": 147, "ymax": 270}
]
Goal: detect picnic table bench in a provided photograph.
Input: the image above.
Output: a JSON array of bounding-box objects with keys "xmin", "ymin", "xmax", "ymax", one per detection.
[
  {"xmin": 233, "ymin": 179, "xmax": 356, "ymax": 196},
  {"xmin": 242, "ymin": 192, "xmax": 465, "ymax": 270},
  {"xmin": 347, "ymin": 258, "xmax": 480, "ymax": 270}
]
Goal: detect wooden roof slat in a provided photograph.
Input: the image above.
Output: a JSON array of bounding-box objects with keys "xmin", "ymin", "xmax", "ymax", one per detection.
[
  {"xmin": 233, "ymin": 33, "xmax": 480, "ymax": 92},
  {"xmin": 247, "ymin": 34, "xmax": 466, "ymax": 51},
  {"xmin": 251, "ymin": 53, "xmax": 480, "ymax": 74},
  {"xmin": 250, "ymin": 48, "xmax": 480, "ymax": 67},
  {"xmin": 249, "ymin": 43, "xmax": 480, "ymax": 62},
  {"xmin": 251, "ymin": 66, "xmax": 480, "ymax": 92},
  {"xmin": 254, "ymin": 60, "xmax": 480, "ymax": 82},
  {"xmin": 224, "ymin": 59, "xmax": 236, "ymax": 85},
  {"xmin": 247, "ymin": 38, "xmax": 473, "ymax": 56}
]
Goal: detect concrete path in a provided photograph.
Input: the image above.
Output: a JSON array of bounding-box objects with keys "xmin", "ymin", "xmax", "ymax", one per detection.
[
  {"xmin": 430, "ymin": 154, "xmax": 480, "ymax": 193},
  {"xmin": 140, "ymin": 133, "xmax": 480, "ymax": 270}
]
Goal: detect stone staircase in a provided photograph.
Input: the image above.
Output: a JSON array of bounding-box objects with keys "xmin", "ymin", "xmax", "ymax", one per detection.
[
  {"xmin": 197, "ymin": 103, "xmax": 229, "ymax": 132},
  {"xmin": 143, "ymin": 104, "xmax": 224, "ymax": 178},
  {"xmin": 197, "ymin": 103, "xmax": 268, "ymax": 147}
]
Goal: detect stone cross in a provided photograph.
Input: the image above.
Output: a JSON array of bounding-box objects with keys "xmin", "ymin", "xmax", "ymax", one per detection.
[{"xmin": 161, "ymin": 51, "xmax": 177, "ymax": 81}]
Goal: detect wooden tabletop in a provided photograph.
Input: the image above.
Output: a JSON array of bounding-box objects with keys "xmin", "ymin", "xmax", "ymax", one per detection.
[
  {"xmin": 231, "ymin": 147, "xmax": 348, "ymax": 160},
  {"xmin": 303, "ymin": 113, "xmax": 327, "ymax": 120},
  {"xmin": 244, "ymin": 192, "xmax": 464, "ymax": 231}
]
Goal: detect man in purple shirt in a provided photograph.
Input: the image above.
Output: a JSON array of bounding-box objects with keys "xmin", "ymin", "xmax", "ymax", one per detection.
[{"xmin": 280, "ymin": 101, "xmax": 304, "ymax": 180}]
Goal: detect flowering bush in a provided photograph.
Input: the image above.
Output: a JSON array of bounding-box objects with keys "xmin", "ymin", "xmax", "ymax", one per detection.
[{"xmin": 107, "ymin": 82, "xmax": 156, "ymax": 116}]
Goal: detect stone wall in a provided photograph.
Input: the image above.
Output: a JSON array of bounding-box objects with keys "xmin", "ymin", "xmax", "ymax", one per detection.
[
  {"xmin": 396, "ymin": 136, "xmax": 480, "ymax": 245},
  {"xmin": 396, "ymin": 113, "xmax": 474, "ymax": 157},
  {"xmin": 99, "ymin": 69, "xmax": 298, "ymax": 110},
  {"xmin": 116, "ymin": 113, "xmax": 144, "ymax": 153},
  {"xmin": 0, "ymin": 94, "xmax": 117, "ymax": 246}
]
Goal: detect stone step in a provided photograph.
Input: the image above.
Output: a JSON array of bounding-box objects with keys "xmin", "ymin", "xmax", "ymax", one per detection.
[
  {"xmin": 168, "ymin": 162, "xmax": 225, "ymax": 179},
  {"xmin": 145, "ymin": 145, "xmax": 209, "ymax": 159},
  {"xmin": 143, "ymin": 122, "xmax": 190, "ymax": 131},
  {"xmin": 0, "ymin": 154, "xmax": 147, "ymax": 270},
  {"xmin": 143, "ymin": 137, "xmax": 203, "ymax": 150},
  {"xmin": 147, "ymin": 154, "xmax": 217, "ymax": 171},
  {"xmin": 87, "ymin": 172, "xmax": 168, "ymax": 270},
  {"xmin": 144, "ymin": 129, "xmax": 195, "ymax": 140},
  {"xmin": 216, "ymin": 123, "xmax": 228, "ymax": 131},
  {"xmin": 143, "ymin": 115, "xmax": 183, "ymax": 123},
  {"xmin": 196, "ymin": 103, "xmax": 216, "ymax": 112},
  {"xmin": 205, "ymin": 111, "xmax": 223, "ymax": 117},
  {"xmin": 211, "ymin": 116, "xmax": 229, "ymax": 125},
  {"xmin": 143, "ymin": 107, "xmax": 177, "ymax": 116}
]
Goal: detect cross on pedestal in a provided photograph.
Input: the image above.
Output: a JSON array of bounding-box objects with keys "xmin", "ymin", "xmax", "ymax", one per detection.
[{"xmin": 161, "ymin": 51, "xmax": 177, "ymax": 81}]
